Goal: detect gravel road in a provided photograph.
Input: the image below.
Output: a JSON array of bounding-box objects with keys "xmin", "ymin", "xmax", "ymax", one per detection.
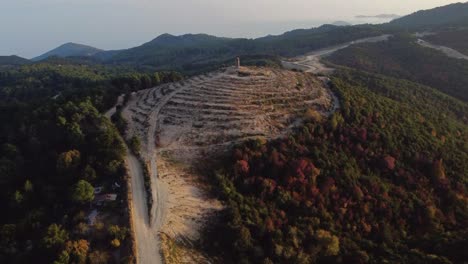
[
  {"xmin": 417, "ymin": 39, "xmax": 468, "ymax": 60},
  {"xmin": 125, "ymin": 152, "xmax": 163, "ymax": 264},
  {"xmin": 282, "ymin": 34, "xmax": 391, "ymax": 74}
]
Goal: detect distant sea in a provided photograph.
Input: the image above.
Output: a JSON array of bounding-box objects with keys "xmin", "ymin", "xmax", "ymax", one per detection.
[{"xmin": 214, "ymin": 17, "xmax": 393, "ymax": 39}]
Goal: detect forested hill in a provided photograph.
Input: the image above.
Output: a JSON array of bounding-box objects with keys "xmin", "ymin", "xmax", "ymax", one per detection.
[
  {"xmin": 0, "ymin": 63, "xmax": 182, "ymax": 107},
  {"xmin": 388, "ymin": 2, "xmax": 468, "ymax": 29},
  {"xmin": 423, "ymin": 29, "xmax": 468, "ymax": 55},
  {"xmin": 211, "ymin": 69, "xmax": 468, "ymax": 263},
  {"xmin": 106, "ymin": 24, "xmax": 381, "ymax": 71},
  {"xmin": 0, "ymin": 62, "xmax": 183, "ymax": 263},
  {"xmin": 33, "ymin": 43, "xmax": 103, "ymax": 62},
  {"xmin": 0, "ymin": 56, "xmax": 30, "ymax": 66},
  {"xmin": 326, "ymin": 35, "xmax": 468, "ymax": 102}
]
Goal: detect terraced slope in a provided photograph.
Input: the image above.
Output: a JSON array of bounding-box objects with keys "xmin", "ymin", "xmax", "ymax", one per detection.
[{"xmin": 123, "ymin": 66, "xmax": 336, "ymax": 262}]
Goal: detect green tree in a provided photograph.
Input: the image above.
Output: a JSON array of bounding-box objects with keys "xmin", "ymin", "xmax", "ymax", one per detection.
[
  {"xmin": 53, "ymin": 250, "xmax": 70, "ymax": 264},
  {"xmin": 315, "ymin": 229, "xmax": 340, "ymax": 256},
  {"xmin": 108, "ymin": 225, "xmax": 128, "ymax": 241},
  {"xmin": 128, "ymin": 136, "xmax": 141, "ymax": 155},
  {"xmin": 24, "ymin": 180, "xmax": 33, "ymax": 192},
  {"xmin": 43, "ymin": 224, "xmax": 69, "ymax": 249},
  {"xmin": 71, "ymin": 180, "xmax": 94, "ymax": 203},
  {"xmin": 153, "ymin": 72, "xmax": 161, "ymax": 85}
]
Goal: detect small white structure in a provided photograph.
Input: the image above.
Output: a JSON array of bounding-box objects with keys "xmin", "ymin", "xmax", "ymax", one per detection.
[
  {"xmin": 236, "ymin": 57, "xmax": 240, "ymax": 68},
  {"xmin": 87, "ymin": 209, "xmax": 98, "ymax": 225}
]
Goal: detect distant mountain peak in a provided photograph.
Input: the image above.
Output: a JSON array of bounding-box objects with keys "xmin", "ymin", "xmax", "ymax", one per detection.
[
  {"xmin": 144, "ymin": 33, "xmax": 230, "ymax": 48},
  {"xmin": 331, "ymin": 21, "xmax": 352, "ymax": 26},
  {"xmin": 0, "ymin": 55, "xmax": 31, "ymax": 65},
  {"xmin": 32, "ymin": 42, "xmax": 103, "ymax": 61}
]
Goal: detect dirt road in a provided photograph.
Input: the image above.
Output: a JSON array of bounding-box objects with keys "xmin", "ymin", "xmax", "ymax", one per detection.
[
  {"xmin": 417, "ymin": 39, "xmax": 468, "ymax": 60},
  {"xmin": 105, "ymin": 94, "xmax": 164, "ymax": 264},
  {"xmin": 104, "ymin": 94, "xmax": 124, "ymax": 118},
  {"xmin": 282, "ymin": 34, "xmax": 391, "ymax": 74},
  {"xmin": 125, "ymin": 153, "xmax": 162, "ymax": 264}
]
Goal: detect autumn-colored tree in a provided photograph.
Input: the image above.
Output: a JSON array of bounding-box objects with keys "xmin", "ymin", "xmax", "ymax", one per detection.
[
  {"xmin": 110, "ymin": 238, "xmax": 121, "ymax": 248},
  {"xmin": 235, "ymin": 160, "xmax": 250, "ymax": 176},
  {"xmin": 57, "ymin": 150, "xmax": 81, "ymax": 172},
  {"xmin": 65, "ymin": 239, "xmax": 89, "ymax": 264},
  {"xmin": 315, "ymin": 229, "xmax": 340, "ymax": 256},
  {"xmin": 432, "ymin": 159, "xmax": 447, "ymax": 183}
]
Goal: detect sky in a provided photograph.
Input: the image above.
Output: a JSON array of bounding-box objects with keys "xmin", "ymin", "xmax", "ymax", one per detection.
[{"xmin": 0, "ymin": 0, "xmax": 463, "ymax": 58}]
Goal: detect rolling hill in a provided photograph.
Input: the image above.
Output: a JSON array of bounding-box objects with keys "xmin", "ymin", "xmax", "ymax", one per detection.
[
  {"xmin": 0, "ymin": 55, "xmax": 30, "ymax": 66},
  {"xmin": 389, "ymin": 2, "xmax": 468, "ymax": 28},
  {"xmin": 105, "ymin": 25, "xmax": 381, "ymax": 71},
  {"xmin": 33, "ymin": 42, "xmax": 103, "ymax": 61},
  {"xmin": 326, "ymin": 35, "xmax": 468, "ymax": 102}
]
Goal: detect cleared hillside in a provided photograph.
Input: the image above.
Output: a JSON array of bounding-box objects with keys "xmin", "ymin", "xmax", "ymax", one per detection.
[{"xmin": 122, "ymin": 66, "xmax": 336, "ymax": 262}]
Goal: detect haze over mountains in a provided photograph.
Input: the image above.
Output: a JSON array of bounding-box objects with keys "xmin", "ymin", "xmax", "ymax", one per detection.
[
  {"xmin": 356, "ymin": 14, "xmax": 400, "ymax": 19},
  {"xmin": 5, "ymin": 2, "xmax": 467, "ymax": 70}
]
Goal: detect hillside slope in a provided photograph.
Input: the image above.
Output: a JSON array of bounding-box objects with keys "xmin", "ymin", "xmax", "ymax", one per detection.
[
  {"xmin": 326, "ymin": 35, "xmax": 468, "ymax": 102},
  {"xmin": 0, "ymin": 55, "xmax": 30, "ymax": 66},
  {"xmin": 211, "ymin": 69, "xmax": 468, "ymax": 263},
  {"xmin": 389, "ymin": 2, "xmax": 468, "ymax": 28},
  {"xmin": 424, "ymin": 29, "xmax": 468, "ymax": 55},
  {"xmin": 122, "ymin": 66, "xmax": 336, "ymax": 262}
]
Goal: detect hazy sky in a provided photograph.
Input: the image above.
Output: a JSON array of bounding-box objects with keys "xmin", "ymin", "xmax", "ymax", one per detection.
[{"xmin": 0, "ymin": 0, "xmax": 463, "ymax": 58}]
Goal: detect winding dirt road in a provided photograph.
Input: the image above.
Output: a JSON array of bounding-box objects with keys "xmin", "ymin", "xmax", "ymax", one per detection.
[
  {"xmin": 417, "ymin": 39, "xmax": 468, "ymax": 60},
  {"xmin": 281, "ymin": 34, "xmax": 392, "ymax": 74},
  {"xmin": 281, "ymin": 34, "xmax": 391, "ymax": 114}
]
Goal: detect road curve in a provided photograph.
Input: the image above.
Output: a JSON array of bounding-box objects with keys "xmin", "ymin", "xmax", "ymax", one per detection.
[
  {"xmin": 282, "ymin": 34, "xmax": 392, "ymax": 74},
  {"xmin": 416, "ymin": 39, "xmax": 468, "ymax": 60}
]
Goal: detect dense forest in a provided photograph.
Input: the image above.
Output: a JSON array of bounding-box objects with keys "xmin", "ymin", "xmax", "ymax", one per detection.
[
  {"xmin": 0, "ymin": 63, "xmax": 182, "ymax": 263},
  {"xmin": 0, "ymin": 63, "xmax": 182, "ymax": 109},
  {"xmin": 210, "ymin": 69, "xmax": 467, "ymax": 264},
  {"xmin": 387, "ymin": 2, "xmax": 468, "ymax": 29},
  {"xmin": 326, "ymin": 34, "xmax": 468, "ymax": 102}
]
